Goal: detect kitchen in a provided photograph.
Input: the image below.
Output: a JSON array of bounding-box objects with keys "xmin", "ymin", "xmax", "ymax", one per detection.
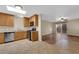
[{"xmin": 0, "ymin": 5, "xmax": 41, "ymax": 44}]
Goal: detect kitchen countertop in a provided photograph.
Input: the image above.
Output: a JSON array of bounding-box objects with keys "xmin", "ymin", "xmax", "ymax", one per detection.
[
  {"xmin": 0, "ymin": 30, "xmax": 38, "ymax": 33},
  {"xmin": 31, "ymin": 31, "xmax": 37, "ymax": 32},
  {"xmin": 0, "ymin": 27, "xmax": 38, "ymax": 33},
  {"xmin": 0, "ymin": 30, "xmax": 27, "ymax": 33}
]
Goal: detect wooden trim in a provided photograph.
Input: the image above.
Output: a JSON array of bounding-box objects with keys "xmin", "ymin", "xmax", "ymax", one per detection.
[
  {"xmin": 68, "ymin": 35, "xmax": 79, "ymax": 38},
  {"xmin": 42, "ymin": 33, "xmax": 55, "ymax": 41},
  {"xmin": 30, "ymin": 14, "xmax": 38, "ymax": 18},
  {"xmin": 24, "ymin": 16, "xmax": 30, "ymax": 18},
  {"xmin": 68, "ymin": 35, "xmax": 79, "ymax": 41},
  {"xmin": 42, "ymin": 33, "xmax": 55, "ymax": 37},
  {"xmin": 0, "ymin": 12, "xmax": 14, "ymax": 16}
]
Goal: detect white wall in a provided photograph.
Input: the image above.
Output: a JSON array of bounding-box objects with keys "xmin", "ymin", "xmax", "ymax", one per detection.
[
  {"xmin": 38, "ymin": 15, "xmax": 42, "ymax": 41},
  {"xmin": 67, "ymin": 19, "xmax": 79, "ymax": 36},
  {"xmin": 41, "ymin": 19, "xmax": 79, "ymax": 36},
  {"xmin": 41, "ymin": 20, "xmax": 55, "ymax": 36},
  {"xmin": 14, "ymin": 16, "xmax": 24, "ymax": 31}
]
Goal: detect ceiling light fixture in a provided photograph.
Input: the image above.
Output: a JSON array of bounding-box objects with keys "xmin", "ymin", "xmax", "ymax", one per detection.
[
  {"xmin": 15, "ymin": 5, "xmax": 23, "ymax": 9},
  {"xmin": 6, "ymin": 5, "xmax": 26, "ymax": 14}
]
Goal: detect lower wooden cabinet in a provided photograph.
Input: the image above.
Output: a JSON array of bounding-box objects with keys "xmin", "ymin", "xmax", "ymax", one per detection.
[
  {"xmin": 14, "ymin": 31, "xmax": 27, "ymax": 41},
  {"xmin": 0, "ymin": 33, "xmax": 5, "ymax": 43},
  {"xmin": 31, "ymin": 31, "xmax": 38, "ymax": 41},
  {"xmin": 0, "ymin": 31, "xmax": 38, "ymax": 44}
]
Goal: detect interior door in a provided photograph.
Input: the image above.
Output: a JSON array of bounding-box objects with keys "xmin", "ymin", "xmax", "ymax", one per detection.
[
  {"xmin": 56, "ymin": 23, "xmax": 67, "ymax": 33},
  {"xmin": 56, "ymin": 24, "xmax": 62, "ymax": 33},
  {"xmin": 62, "ymin": 23, "xmax": 67, "ymax": 33}
]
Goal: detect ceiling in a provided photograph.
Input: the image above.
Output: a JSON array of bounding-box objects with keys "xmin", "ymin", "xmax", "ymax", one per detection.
[{"xmin": 0, "ymin": 5, "xmax": 79, "ymax": 22}]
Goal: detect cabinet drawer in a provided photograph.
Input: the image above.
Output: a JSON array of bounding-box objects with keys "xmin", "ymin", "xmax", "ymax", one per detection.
[{"xmin": 14, "ymin": 32, "xmax": 27, "ymax": 40}]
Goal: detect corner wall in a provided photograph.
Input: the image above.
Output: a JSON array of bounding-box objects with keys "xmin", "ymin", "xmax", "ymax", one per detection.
[
  {"xmin": 41, "ymin": 20, "xmax": 55, "ymax": 36},
  {"xmin": 67, "ymin": 19, "xmax": 79, "ymax": 36}
]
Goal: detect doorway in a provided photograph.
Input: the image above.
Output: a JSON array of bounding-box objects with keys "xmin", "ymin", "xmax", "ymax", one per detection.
[
  {"xmin": 56, "ymin": 22, "xmax": 69, "ymax": 48},
  {"xmin": 56, "ymin": 23, "xmax": 67, "ymax": 34}
]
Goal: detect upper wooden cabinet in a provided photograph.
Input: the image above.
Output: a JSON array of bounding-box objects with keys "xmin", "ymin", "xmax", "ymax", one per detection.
[
  {"xmin": 24, "ymin": 17, "xmax": 29, "ymax": 27},
  {"xmin": 30, "ymin": 14, "xmax": 38, "ymax": 26},
  {"xmin": 6, "ymin": 15, "xmax": 14, "ymax": 26},
  {"xmin": 0, "ymin": 12, "xmax": 14, "ymax": 26}
]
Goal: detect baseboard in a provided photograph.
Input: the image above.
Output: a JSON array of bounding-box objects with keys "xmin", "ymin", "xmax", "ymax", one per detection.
[
  {"xmin": 42, "ymin": 33, "xmax": 54, "ymax": 41},
  {"xmin": 68, "ymin": 35, "xmax": 79, "ymax": 38},
  {"xmin": 42, "ymin": 33, "xmax": 55, "ymax": 37}
]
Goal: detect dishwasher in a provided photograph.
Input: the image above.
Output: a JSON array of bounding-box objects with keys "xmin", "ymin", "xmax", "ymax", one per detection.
[{"xmin": 4, "ymin": 32, "xmax": 15, "ymax": 43}]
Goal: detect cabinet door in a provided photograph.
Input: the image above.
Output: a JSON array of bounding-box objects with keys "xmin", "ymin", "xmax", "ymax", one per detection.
[
  {"xmin": 0, "ymin": 13, "xmax": 6, "ymax": 26},
  {"xmin": 0, "ymin": 33, "xmax": 4, "ymax": 43},
  {"xmin": 0, "ymin": 13, "xmax": 14, "ymax": 26},
  {"xmin": 34, "ymin": 15, "xmax": 38, "ymax": 26},
  {"xmin": 14, "ymin": 32, "xmax": 27, "ymax": 40},
  {"xmin": 6, "ymin": 15, "xmax": 14, "ymax": 26},
  {"xmin": 24, "ymin": 17, "xmax": 29, "ymax": 27},
  {"xmin": 30, "ymin": 15, "xmax": 38, "ymax": 26},
  {"xmin": 31, "ymin": 31, "xmax": 38, "ymax": 41}
]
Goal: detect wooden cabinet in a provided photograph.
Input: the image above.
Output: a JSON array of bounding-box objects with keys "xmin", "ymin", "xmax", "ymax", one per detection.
[
  {"xmin": 0, "ymin": 13, "xmax": 6, "ymax": 25},
  {"xmin": 30, "ymin": 14, "xmax": 38, "ymax": 26},
  {"xmin": 24, "ymin": 14, "xmax": 38, "ymax": 27},
  {"xmin": 14, "ymin": 31, "xmax": 27, "ymax": 41},
  {"xmin": 31, "ymin": 31, "xmax": 38, "ymax": 41},
  {"xmin": 24, "ymin": 17, "xmax": 29, "ymax": 27},
  {"xmin": 0, "ymin": 12, "xmax": 14, "ymax": 26},
  {"xmin": 6, "ymin": 15, "xmax": 14, "ymax": 26},
  {"xmin": 0, "ymin": 33, "xmax": 4, "ymax": 43}
]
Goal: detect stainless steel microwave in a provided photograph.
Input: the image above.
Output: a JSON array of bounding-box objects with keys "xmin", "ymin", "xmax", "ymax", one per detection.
[{"xmin": 30, "ymin": 22, "xmax": 34, "ymax": 26}]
